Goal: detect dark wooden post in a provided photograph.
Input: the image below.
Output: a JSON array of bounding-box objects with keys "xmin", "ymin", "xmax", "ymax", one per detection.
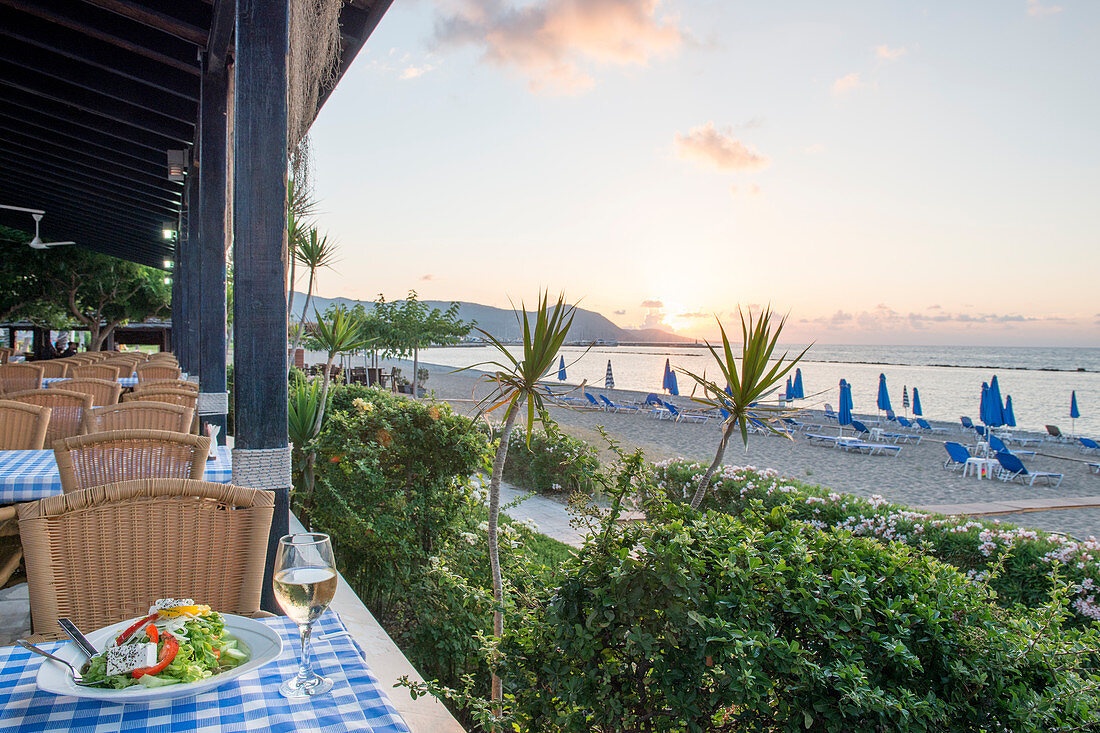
[
  {"xmin": 182, "ymin": 163, "xmax": 202, "ymax": 375},
  {"xmin": 233, "ymin": 0, "xmax": 291, "ymax": 612},
  {"xmin": 197, "ymin": 62, "xmax": 230, "ymax": 444},
  {"xmin": 169, "ymin": 247, "xmax": 180, "ymax": 354}
]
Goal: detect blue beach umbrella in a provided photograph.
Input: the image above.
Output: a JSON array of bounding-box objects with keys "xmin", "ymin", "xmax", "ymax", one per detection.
[
  {"xmin": 1071, "ymin": 391, "xmax": 1080, "ymax": 435},
  {"xmin": 988, "ymin": 376, "xmax": 1006, "ymax": 428},
  {"xmin": 786, "ymin": 377, "xmax": 794, "ymax": 400},
  {"xmin": 912, "ymin": 387, "xmax": 923, "ymax": 417},
  {"xmin": 662, "ymin": 359, "xmax": 672, "ymax": 391},
  {"xmin": 1004, "ymin": 395, "xmax": 1016, "ymax": 427},
  {"xmin": 838, "ymin": 380, "xmax": 853, "ymax": 433},
  {"xmin": 979, "ymin": 382, "xmax": 992, "ymax": 428},
  {"xmin": 557, "ymin": 355, "xmax": 567, "ymax": 381},
  {"xmin": 793, "ymin": 369, "xmax": 805, "ymax": 399},
  {"xmin": 666, "ymin": 370, "xmax": 679, "ymax": 396},
  {"xmin": 605, "ymin": 360, "xmax": 615, "ymax": 390},
  {"xmin": 876, "ymin": 373, "xmax": 892, "ymax": 415}
]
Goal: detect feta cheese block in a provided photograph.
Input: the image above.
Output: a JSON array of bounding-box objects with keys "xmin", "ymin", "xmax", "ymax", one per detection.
[
  {"xmin": 106, "ymin": 643, "xmax": 158, "ymax": 676},
  {"xmin": 153, "ymin": 598, "xmax": 195, "ymax": 611}
]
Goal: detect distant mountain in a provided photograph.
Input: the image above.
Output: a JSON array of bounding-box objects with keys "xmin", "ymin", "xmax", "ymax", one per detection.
[{"xmin": 289, "ymin": 292, "xmax": 692, "ymax": 344}]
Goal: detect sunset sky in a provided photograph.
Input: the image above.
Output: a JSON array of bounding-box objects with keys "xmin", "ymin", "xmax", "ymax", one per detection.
[{"xmin": 305, "ymin": 0, "xmax": 1099, "ymax": 346}]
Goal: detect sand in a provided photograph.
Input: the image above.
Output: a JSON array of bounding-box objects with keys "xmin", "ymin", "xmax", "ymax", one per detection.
[{"xmin": 390, "ymin": 359, "xmax": 1100, "ymax": 539}]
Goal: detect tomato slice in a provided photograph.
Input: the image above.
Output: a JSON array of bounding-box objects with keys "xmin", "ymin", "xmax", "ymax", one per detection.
[
  {"xmin": 132, "ymin": 635, "xmax": 179, "ymax": 679},
  {"xmin": 115, "ymin": 613, "xmax": 159, "ymax": 646}
]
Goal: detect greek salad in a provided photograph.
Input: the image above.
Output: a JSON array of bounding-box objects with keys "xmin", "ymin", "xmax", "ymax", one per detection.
[{"xmin": 81, "ymin": 599, "xmax": 250, "ymax": 689}]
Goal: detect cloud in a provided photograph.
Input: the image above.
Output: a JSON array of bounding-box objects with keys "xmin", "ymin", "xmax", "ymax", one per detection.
[
  {"xmin": 401, "ymin": 64, "xmax": 435, "ymax": 79},
  {"xmin": 738, "ymin": 116, "xmax": 766, "ymax": 130},
  {"xmin": 831, "ymin": 72, "xmax": 864, "ymax": 95},
  {"xmin": 674, "ymin": 122, "xmax": 770, "ymax": 172},
  {"xmin": 803, "ymin": 143, "xmax": 826, "ymax": 155},
  {"xmin": 433, "ymin": 0, "xmax": 684, "ymax": 93},
  {"xmin": 1026, "ymin": 0, "xmax": 1063, "ymax": 16},
  {"xmin": 676, "ymin": 311, "xmax": 709, "ymax": 319},
  {"xmin": 420, "ymin": 273, "xmax": 435, "ymax": 281},
  {"xmin": 874, "ymin": 44, "xmax": 907, "ymax": 61},
  {"xmin": 928, "ymin": 304, "xmax": 942, "ymax": 310},
  {"xmin": 613, "ymin": 309, "xmax": 626, "ymax": 315},
  {"xmin": 640, "ymin": 299, "xmax": 663, "ymax": 308},
  {"xmin": 810, "ymin": 305, "xmax": 1068, "ymax": 331}
]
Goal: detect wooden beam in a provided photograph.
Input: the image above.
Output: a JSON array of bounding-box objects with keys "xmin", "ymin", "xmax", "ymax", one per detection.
[
  {"xmin": 233, "ymin": 0, "xmax": 290, "ymax": 612},
  {"xmin": 205, "ymin": 0, "xmax": 234, "ymax": 72},
  {"xmin": 0, "ymin": 148, "xmax": 183, "ymax": 207},
  {"xmin": 0, "ymin": 0, "xmax": 200, "ymax": 75},
  {"xmin": 0, "ymin": 177, "xmax": 174, "ymax": 233},
  {"xmin": 197, "ymin": 62, "xmax": 229, "ymax": 442},
  {"xmin": 77, "ymin": 0, "xmax": 208, "ymax": 47},
  {"xmin": 0, "ymin": 163, "xmax": 181, "ymax": 216},
  {"xmin": 180, "ymin": 163, "xmax": 202, "ymax": 375}
]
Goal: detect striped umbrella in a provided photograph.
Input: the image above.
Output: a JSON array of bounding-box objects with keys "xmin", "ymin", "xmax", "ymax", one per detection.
[
  {"xmin": 902, "ymin": 386, "xmax": 910, "ymax": 416},
  {"xmin": 604, "ymin": 360, "xmax": 615, "ymax": 390}
]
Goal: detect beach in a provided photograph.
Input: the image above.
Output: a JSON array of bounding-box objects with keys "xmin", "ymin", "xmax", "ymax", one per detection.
[{"xmin": 393, "ymin": 358, "xmax": 1100, "ymax": 540}]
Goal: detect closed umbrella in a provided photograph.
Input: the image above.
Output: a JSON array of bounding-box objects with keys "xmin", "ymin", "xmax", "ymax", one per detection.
[
  {"xmin": 912, "ymin": 387, "xmax": 923, "ymax": 417},
  {"xmin": 662, "ymin": 359, "xmax": 672, "ymax": 392},
  {"xmin": 667, "ymin": 369, "xmax": 679, "ymax": 396},
  {"xmin": 793, "ymin": 368, "xmax": 805, "ymax": 399},
  {"xmin": 979, "ymin": 382, "xmax": 991, "ymax": 435},
  {"xmin": 876, "ymin": 373, "xmax": 892, "ymax": 416},
  {"xmin": 902, "ymin": 386, "xmax": 910, "ymax": 417},
  {"xmin": 605, "ymin": 360, "xmax": 615, "ymax": 390},
  {"xmin": 557, "ymin": 355, "xmax": 567, "ymax": 381},
  {"xmin": 988, "ymin": 375, "xmax": 1006, "ymax": 429},
  {"xmin": 786, "ymin": 377, "xmax": 794, "ymax": 401},
  {"xmin": 838, "ymin": 379, "xmax": 853, "ymax": 434},
  {"xmin": 1004, "ymin": 395, "xmax": 1016, "ymax": 427},
  {"xmin": 1071, "ymin": 391, "xmax": 1080, "ymax": 435}
]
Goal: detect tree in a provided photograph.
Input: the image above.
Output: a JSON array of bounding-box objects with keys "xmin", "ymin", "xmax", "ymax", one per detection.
[
  {"xmin": 0, "ymin": 226, "xmax": 48, "ymax": 323},
  {"xmin": 290, "ymin": 227, "xmax": 338, "ymax": 354},
  {"xmin": 46, "ymin": 249, "xmax": 169, "ymax": 350},
  {"xmin": 373, "ymin": 291, "xmax": 471, "ymax": 395},
  {"xmin": 678, "ymin": 307, "xmax": 808, "ymax": 509},
  {"xmin": 468, "ymin": 291, "xmax": 576, "ymax": 714}
]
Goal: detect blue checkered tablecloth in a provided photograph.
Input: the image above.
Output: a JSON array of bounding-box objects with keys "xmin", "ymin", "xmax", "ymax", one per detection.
[
  {"xmin": 42, "ymin": 377, "xmax": 140, "ymax": 387},
  {"xmin": 0, "ymin": 446, "xmax": 233, "ymax": 504},
  {"xmin": 0, "ymin": 612, "xmax": 411, "ymax": 733}
]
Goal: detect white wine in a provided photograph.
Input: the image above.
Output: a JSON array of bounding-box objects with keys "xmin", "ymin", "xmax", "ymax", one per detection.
[{"xmin": 273, "ymin": 567, "xmax": 337, "ymax": 625}]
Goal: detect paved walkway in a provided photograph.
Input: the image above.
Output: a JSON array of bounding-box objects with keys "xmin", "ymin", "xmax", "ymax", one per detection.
[{"xmin": 919, "ymin": 495, "xmax": 1100, "ymax": 517}]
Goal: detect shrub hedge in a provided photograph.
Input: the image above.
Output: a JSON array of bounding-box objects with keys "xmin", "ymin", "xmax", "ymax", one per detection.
[
  {"xmin": 651, "ymin": 458, "xmax": 1100, "ymax": 624},
  {"xmin": 502, "ymin": 421, "xmax": 602, "ymax": 494}
]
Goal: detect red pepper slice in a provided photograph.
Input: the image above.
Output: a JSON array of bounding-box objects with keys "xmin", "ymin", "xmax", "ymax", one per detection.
[
  {"xmin": 132, "ymin": 634, "xmax": 179, "ymax": 679},
  {"xmin": 145, "ymin": 624, "xmax": 159, "ymax": 644},
  {"xmin": 115, "ymin": 613, "xmax": 159, "ymax": 646}
]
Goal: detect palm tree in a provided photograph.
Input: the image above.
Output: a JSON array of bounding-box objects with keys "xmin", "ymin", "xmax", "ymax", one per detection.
[
  {"xmin": 469, "ymin": 291, "xmax": 576, "ymax": 711},
  {"xmin": 286, "ymin": 176, "xmax": 319, "ymax": 326},
  {"xmin": 290, "ymin": 228, "xmax": 339, "ymax": 354},
  {"xmin": 678, "ymin": 307, "xmax": 809, "ymax": 509}
]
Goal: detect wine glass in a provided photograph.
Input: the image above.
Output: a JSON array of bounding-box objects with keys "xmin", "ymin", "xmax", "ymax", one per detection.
[{"xmin": 273, "ymin": 533, "xmax": 338, "ymax": 698}]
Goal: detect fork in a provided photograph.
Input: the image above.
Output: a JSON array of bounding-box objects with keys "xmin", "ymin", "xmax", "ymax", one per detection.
[{"xmin": 16, "ymin": 640, "xmax": 108, "ymax": 686}]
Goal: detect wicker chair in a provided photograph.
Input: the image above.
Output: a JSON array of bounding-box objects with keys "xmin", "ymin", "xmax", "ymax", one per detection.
[
  {"xmin": 72, "ymin": 364, "xmax": 122, "ymax": 381},
  {"xmin": 85, "ymin": 402, "xmax": 194, "ymax": 434},
  {"xmin": 53, "ymin": 429, "xmax": 210, "ymax": 494},
  {"xmin": 0, "ymin": 363, "xmax": 44, "ymax": 395},
  {"xmin": 4, "ymin": 389, "xmax": 93, "ymax": 444},
  {"xmin": 37, "ymin": 361, "xmax": 71, "ymax": 379},
  {"xmin": 132, "ymin": 380, "xmax": 199, "ymax": 394},
  {"xmin": 136, "ymin": 364, "xmax": 181, "ymax": 383},
  {"xmin": 123, "ymin": 388, "xmax": 198, "ymax": 409},
  {"xmin": 0, "ymin": 346, "xmax": 12, "ymax": 364},
  {"xmin": 50, "ymin": 378, "xmax": 122, "ymax": 407},
  {"xmin": 18, "ymin": 479, "xmax": 274, "ymax": 636},
  {"xmin": 0, "ymin": 399, "xmax": 51, "ymax": 449}
]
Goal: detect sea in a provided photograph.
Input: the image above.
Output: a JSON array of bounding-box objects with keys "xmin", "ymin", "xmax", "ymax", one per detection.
[{"xmin": 421, "ymin": 344, "xmax": 1100, "ymax": 437}]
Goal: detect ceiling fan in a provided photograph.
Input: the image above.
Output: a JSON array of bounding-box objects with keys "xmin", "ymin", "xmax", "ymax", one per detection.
[{"xmin": 0, "ymin": 205, "xmax": 76, "ymax": 249}]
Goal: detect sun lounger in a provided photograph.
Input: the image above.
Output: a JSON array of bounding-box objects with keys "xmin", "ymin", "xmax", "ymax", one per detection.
[
  {"xmin": 1089, "ymin": 463, "xmax": 1100, "ymax": 474},
  {"xmin": 600, "ymin": 395, "xmax": 639, "ymax": 413},
  {"xmin": 665, "ymin": 403, "xmax": 709, "ymax": 423},
  {"xmin": 1079, "ymin": 438, "xmax": 1100, "ymax": 454},
  {"xmin": 896, "ymin": 416, "xmax": 915, "ymax": 429},
  {"xmin": 960, "ymin": 416, "xmax": 975, "ymax": 431},
  {"xmin": 914, "ymin": 418, "xmax": 950, "ymax": 434},
  {"xmin": 1008, "ymin": 434, "xmax": 1044, "ymax": 448},
  {"xmin": 943, "ymin": 441, "xmax": 971, "ymax": 471},
  {"xmin": 989, "ymin": 435, "xmax": 1036, "ymax": 460},
  {"xmin": 994, "ymin": 451, "xmax": 1063, "ymax": 487},
  {"xmin": 584, "ymin": 393, "xmax": 606, "ymax": 410},
  {"xmin": 836, "ymin": 438, "xmax": 901, "ymax": 457},
  {"xmin": 782, "ymin": 417, "xmax": 807, "ymax": 432},
  {"xmin": 1045, "ymin": 424, "xmax": 1071, "ymax": 442},
  {"xmin": 823, "ymin": 405, "xmax": 838, "ymax": 421},
  {"xmin": 805, "ymin": 432, "xmax": 841, "ymax": 445}
]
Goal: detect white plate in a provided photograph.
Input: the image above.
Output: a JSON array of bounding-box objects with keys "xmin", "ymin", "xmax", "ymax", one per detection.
[{"xmin": 35, "ymin": 613, "xmax": 283, "ymax": 703}]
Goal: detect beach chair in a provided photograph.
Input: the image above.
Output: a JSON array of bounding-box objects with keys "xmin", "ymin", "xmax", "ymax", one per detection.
[
  {"xmin": 960, "ymin": 416, "xmax": 975, "ymax": 431},
  {"xmin": 782, "ymin": 417, "xmax": 807, "ymax": 433},
  {"xmin": 823, "ymin": 404, "xmax": 838, "ymax": 421},
  {"xmin": 943, "ymin": 442, "xmax": 972, "ymax": 471},
  {"xmin": 665, "ymin": 403, "xmax": 709, "ymax": 423},
  {"xmin": 1046, "ymin": 425, "xmax": 1068, "ymax": 442},
  {"xmin": 1088, "ymin": 463, "xmax": 1100, "ymax": 474},
  {"xmin": 805, "ymin": 432, "xmax": 841, "ymax": 445},
  {"xmin": 915, "ymin": 418, "xmax": 950, "ymax": 434},
  {"xmin": 993, "ymin": 451, "xmax": 1063, "ymax": 488},
  {"xmin": 850, "ymin": 420, "xmax": 871, "ymax": 437},
  {"xmin": 584, "ymin": 393, "xmax": 605, "ymax": 410},
  {"xmin": 895, "ymin": 416, "xmax": 914, "ymax": 429},
  {"xmin": 885, "ymin": 409, "xmax": 897, "ymax": 422},
  {"xmin": 989, "ymin": 435, "xmax": 1036, "ymax": 460},
  {"xmin": 600, "ymin": 395, "xmax": 639, "ymax": 413},
  {"xmin": 1079, "ymin": 438, "xmax": 1100, "ymax": 454}
]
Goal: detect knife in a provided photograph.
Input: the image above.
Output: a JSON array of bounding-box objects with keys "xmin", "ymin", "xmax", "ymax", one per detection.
[{"xmin": 57, "ymin": 618, "xmax": 98, "ymax": 659}]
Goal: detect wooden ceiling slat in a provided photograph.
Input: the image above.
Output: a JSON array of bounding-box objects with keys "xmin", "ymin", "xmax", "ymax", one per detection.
[{"xmin": 0, "ymin": 147, "xmax": 182, "ymax": 206}]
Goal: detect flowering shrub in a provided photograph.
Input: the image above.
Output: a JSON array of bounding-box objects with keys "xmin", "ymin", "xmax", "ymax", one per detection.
[
  {"xmin": 502, "ymin": 506, "xmax": 1100, "ymax": 732},
  {"xmin": 303, "ymin": 387, "xmax": 489, "ymax": 619},
  {"xmin": 502, "ymin": 421, "xmax": 602, "ymax": 494},
  {"xmin": 652, "ymin": 458, "xmax": 1100, "ymax": 623}
]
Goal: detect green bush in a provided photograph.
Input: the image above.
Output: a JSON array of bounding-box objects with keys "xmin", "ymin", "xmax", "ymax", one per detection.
[
  {"xmin": 502, "ymin": 504, "xmax": 1100, "ymax": 732},
  {"xmin": 305, "ymin": 388, "xmax": 489, "ymax": 619},
  {"xmin": 502, "ymin": 421, "xmax": 602, "ymax": 494},
  {"xmin": 651, "ymin": 458, "xmax": 1100, "ymax": 625}
]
